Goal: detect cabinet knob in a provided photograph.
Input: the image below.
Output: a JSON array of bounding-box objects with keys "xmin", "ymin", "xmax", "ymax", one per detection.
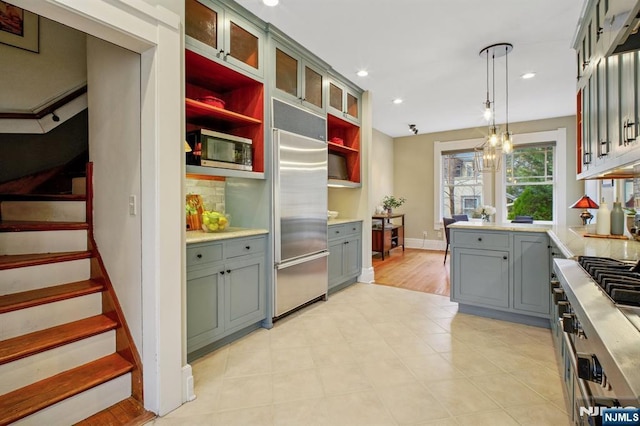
[
  {"xmin": 344, "ymin": 241, "xmax": 349, "ymax": 245},
  {"xmin": 220, "ymin": 270, "xmax": 225, "ymax": 275},
  {"xmin": 245, "ymin": 246, "xmax": 251, "ymax": 250},
  {"xmin": 503, "ymin": 255, "xmax": 507, "ymax": 260},
  {"xmin": 196, "ymin": 254, "xmax": 202, "ymax": 259},
  {"xmin": 477, "ymin": 237, "xmax": 482, "ymax": 242},
  {"xmin": 226, "ymin": 269, "xmax": 231, "ymax": 274}
]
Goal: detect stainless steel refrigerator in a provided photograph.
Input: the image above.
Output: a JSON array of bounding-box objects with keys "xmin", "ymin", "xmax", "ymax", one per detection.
[{"xmin": 273, "ymin": 128, "xmax": 328, "ymax": 317}]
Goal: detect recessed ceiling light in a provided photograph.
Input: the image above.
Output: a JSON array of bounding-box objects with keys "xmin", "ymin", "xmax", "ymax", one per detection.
[
  {"xmin": 521, "ymin": 72, "xmax": 536, "ymax": 79},
  {"xmin": 392, "ymin": 98, "xmax": 403, "ymax": 104},
  {"xmin": 356, "ymin": 70, "xmax": 368, "ymax": 77},
  {"xmin": 263, "ymin": 0, "xmax": 279, "ymax": 6}
]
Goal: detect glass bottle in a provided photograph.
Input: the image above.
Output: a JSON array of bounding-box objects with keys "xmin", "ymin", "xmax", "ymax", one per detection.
[{"xmin": 610, "ymin": 201, "xmax": 624, "ymax": 235}]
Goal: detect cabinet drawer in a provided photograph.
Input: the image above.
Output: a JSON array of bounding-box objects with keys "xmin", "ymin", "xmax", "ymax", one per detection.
[
  {"xmin": 342, "ymin": 221, "xmax": 362, "ymax": 237},
  {"xmin": 226, "ymin": 236, "xmax": 266, "ymax": 259},
  {"xmin": 452, "ymin": 230, "xmax": 509, "ymax": 249},
  {"xmin": 187, "ymin": 243, "xmax": 223, "ymax": 268},
  {"xmin": 328, "ymin": 224, "xmax": 347, "ymax": 240}
]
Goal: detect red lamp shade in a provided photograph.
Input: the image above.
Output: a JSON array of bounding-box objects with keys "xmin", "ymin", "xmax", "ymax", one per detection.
[{"xmin": 570, "ymin": 195, "xmax": 599, "ymax": 225}]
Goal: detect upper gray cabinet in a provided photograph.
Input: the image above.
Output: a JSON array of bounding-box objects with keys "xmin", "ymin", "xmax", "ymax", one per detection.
[
  {"xmin": 327, "ymin": 76, "xmax": 361, "ymax": 125},
  {"xmin": 186, "ymin": 0, "xmax": 265, "ymax": 79},
  {"xmin": 271, "ymin": 38, "xmax": 327, "ymax": 115},
  {"xmin": 575, "ymin": 0, "xmax": 640, "ymax": 179}
]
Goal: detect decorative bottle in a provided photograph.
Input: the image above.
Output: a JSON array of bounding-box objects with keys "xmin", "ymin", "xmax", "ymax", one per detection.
[
  {"xmin": 610, "ymin": 201, "xmax": 624, "ymax": 235},
  {"xmin": 596, "ymin": 199, "xmax": 610, "ymax": 235}
]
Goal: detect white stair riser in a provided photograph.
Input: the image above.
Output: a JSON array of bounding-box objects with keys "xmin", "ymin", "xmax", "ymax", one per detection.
[
  {"xmin": 0, "ymin": 229, "xmax": 87, "ymax": 255},
  {"xmin": 1, "ymin": 201, "xmax": 86, "ymax": 222},
  {"xmin": 0, "ymin": 293, "xmax": 101, "ymax": 341},
  {"xmin": 0, "ymin": 259, "xmax": 90, "ymax": 296},
  {"xmin": 72, "ymin": 177, "xmax": 86, "ymax": 195},
  {"xmin": 0, "ymin": 331, "xmax": 115, "ymax": 395},
  {"xmin": 13, "ymin": 373, "xmax": 131, "ymax": 426}
]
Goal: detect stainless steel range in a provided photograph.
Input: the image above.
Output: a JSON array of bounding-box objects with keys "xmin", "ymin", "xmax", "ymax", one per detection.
[{"xmin": 552, "ymin": 257, "xmax": 640, "ymax": 425}]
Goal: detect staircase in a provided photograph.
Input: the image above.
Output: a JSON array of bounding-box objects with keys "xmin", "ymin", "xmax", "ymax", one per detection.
[{"xmin": 0, "ymin": 164, "xmax": 154, "ymax": 425}]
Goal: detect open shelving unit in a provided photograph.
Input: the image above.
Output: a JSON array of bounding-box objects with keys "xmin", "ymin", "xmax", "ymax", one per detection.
[
  {"xmin": 185, "ymin": 48, "xmax": 265, "ymax": 177},
  {"xmin": 327, "ymin": 113, "xmax": 360, "ymax": 185}
]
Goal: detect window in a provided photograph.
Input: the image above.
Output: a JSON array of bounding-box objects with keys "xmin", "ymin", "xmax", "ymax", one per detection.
[
  {"xmin": 434, "ymin": 128, "xmax": 567, "ymax": 227},
  {"xmin": 441, "ymin": 150, "xmax": 484, "ymax": 218},
  {"xmin": 504, "ymin": 143, "xmax": 555, "ymax": 221}
]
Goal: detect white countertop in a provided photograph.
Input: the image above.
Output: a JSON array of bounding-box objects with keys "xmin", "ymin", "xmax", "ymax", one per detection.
[
  {"xmin": 186, "ymin": 227, "xmax": 268, "ymax": 244},
  {"xmin": 328, "ymin": 218, "xmax": 362, "ymax": 225},
  {"xmin": 448, "ymin": 221, "xmax": 640, "ymax": 261}
]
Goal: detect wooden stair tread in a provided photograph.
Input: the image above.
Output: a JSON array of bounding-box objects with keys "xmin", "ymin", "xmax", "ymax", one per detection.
[
  {"xmin": 0, "ymin": 250, "xmax": 92, "ymax": 270},
  {"xmin": 0, "ymin": 193, "xmax": 86, "ymax": 201},
  {"xmin": 0, "ymin": 314, "xmax": 117, "ymax": 365},
  {"xmin": 0, "ymin": 279, "xmax": 104, "ymax": 314},
  {"xmin": 0, "ymin": 220, "xmax": 89, "ymax": 232},
  {"xmin": 74, "ymin": 396, "xmax": 155, "ymax": 426},
  {"xmin": 0, "ymin": 353, "xmax": 133, "ymax": 425}
]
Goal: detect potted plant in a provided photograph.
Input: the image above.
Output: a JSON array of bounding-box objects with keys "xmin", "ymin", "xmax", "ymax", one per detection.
[{"xmin": 382, "ymin": 195, "xmax": 406, "ymax": 215}]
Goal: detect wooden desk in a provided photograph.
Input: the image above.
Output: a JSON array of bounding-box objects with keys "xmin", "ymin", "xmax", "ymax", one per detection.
[{"xmin": 372, "ymin": 213, "xmax": 404, "ymax": 260}]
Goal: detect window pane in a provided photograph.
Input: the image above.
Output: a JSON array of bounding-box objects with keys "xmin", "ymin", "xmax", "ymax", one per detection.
[
  {"xmin": 442, "ymin": 151, "xmax": 483, "ymax": 218},
  {"xmin": 505, "ymin": 144, "xmax": 554, "ymax": 220}
]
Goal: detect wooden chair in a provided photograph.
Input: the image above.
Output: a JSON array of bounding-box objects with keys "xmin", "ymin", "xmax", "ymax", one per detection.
[
  {"xmin": 443, "ymin": 217, "xmax": 457, "ymax": 264},
  {"xmin": 452, "ymin": 214, "xmax": 469, "ymax": 221}
]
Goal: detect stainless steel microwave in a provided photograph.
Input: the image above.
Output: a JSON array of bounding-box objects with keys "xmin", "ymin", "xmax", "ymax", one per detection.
[{"xmin": 186, "ymin": 129, "xmax": 252, "ymax": 171}]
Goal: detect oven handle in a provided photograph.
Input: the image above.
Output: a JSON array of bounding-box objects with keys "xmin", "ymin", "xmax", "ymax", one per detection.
[{"xmin": 563, "ymin": 330, "xmax": 593, "ymax": 419}]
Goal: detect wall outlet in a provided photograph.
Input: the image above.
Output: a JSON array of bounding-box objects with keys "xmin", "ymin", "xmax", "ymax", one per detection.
[
  {"xmin": 437, "ymin": 230, "xmax": 442, "ymax": 238},
  {"xmin": 423, "ymin": 231, "xmax": 429, "ymax": 238}
]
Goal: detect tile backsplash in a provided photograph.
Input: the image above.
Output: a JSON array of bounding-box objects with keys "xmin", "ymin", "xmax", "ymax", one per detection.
[{"xmin": 186, "ymin": 178, "xmax": 225, "ymax": 212}]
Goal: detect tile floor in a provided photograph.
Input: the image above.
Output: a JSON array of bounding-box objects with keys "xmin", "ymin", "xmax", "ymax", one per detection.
[{"xmin": 154, "ymin": 283, "xmax": 570, "ymax": 425}]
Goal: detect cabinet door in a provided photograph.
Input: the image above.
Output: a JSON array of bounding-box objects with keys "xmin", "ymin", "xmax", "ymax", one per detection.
[
  {"xmin": 224, "ymin": 12, "xmax": 263, "ymax": 77},
  {"xmin": 607, "ymin": 55, "xmax": 620, "ymax": 153},
  {"xmin": 187, "ymin": 267, "xmax": 223, "ymax": 353},
  {"xmin": 619, "ymin": 52, "xmax": 637, "ymax": 150},
  {"xmin": 328, "ymin": 80, "xmax": 360, "ymax": 124},
  {"xmin": 186, "ymin": 0, "xmax": 223, "ymax": 54},
  {"xmin": 451, "ymin": 247, "xmax": 510, "ymax": 309},
  {"xmin": 582, "ymin": 82, "xmax": 592, "ymax": 168},
  {"xmin": 596, "ymin": 58, "xmax": 610, "ymax": 161},
  {"xmin": 513, "ymin": 233, "xmax": 550, "ymax": 316},
  {"xmin": 224, "ymin": 257, "xmax": 266, "ymax": 331},
  {"xmin": 328, "ymin": 239, "xmax": 345, "ymax": 288},
  {"xmin": 343, "ymin": 237, "xmax": 361, "ymax": 278},
  {"xmin": 303, "ymin": 63, "xmax": 324, "ymax": 110}
]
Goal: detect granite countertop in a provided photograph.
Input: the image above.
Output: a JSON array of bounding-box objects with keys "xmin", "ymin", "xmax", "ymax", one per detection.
[
  {"xmin": 186, "ymin": 227, "xmax": 268, "ymax": 244},
  {"xmin": 328, "ymin": 218, "xmax": 362, "ymax": 225},
  {"xmin": 548, "ymin": 226, "xmax": 640, "ymax": 261},
  {"xmin": 448, "ymin": 221, "xmax": 551, "ymax": 233},
  {"xmin": 448, "ymin": 221, "xmax": 640, "ymax": 261}
]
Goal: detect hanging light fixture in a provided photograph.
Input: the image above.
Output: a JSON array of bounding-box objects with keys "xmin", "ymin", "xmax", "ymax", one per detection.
[{"xmin": 475, "ymin": 43, "xmax": 513, "ymax": 173}]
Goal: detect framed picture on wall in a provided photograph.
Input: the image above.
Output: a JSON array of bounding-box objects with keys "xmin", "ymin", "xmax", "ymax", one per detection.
[{"xmin": 0, "ymin": 1, "xmax": 39, "ymax": 53}]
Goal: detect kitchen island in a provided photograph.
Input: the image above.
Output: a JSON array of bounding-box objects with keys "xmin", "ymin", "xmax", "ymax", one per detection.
[{"xmin": 449, "ymin": 221, "xmax": 640, "ymax": 327}]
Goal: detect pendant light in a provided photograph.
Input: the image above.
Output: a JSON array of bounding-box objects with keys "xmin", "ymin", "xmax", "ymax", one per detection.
[{"xmin": 475, "ymin": 43, "xmax": 513, "ymax": 173}]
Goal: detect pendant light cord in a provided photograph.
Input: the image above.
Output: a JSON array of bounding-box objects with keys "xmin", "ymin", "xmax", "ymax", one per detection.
[{"xmin": 505, "ymin": 45, "xmax": 509, "ymax": 133}]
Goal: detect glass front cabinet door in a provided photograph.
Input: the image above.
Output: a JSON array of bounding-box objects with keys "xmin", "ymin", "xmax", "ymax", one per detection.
[
  {"xmin": 273, "ymin": 41, "xmax": 326, "ymax": 114},
  {"xmin": 185, "ymin": 0, "xmax": 264, "ymax": 78},
  {"xmin": 327, "ymin": 78, "xmax": 360, "ymax": 124}
]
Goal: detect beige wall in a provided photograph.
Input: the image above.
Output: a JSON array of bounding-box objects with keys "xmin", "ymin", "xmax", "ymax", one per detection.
[
  {"xmin": 392, "ymin": 115, "xmax": 581, "ymax": 241},
  {"xmin": 370, "ymin": 128, "xmax": 394, "ymax": 213}
]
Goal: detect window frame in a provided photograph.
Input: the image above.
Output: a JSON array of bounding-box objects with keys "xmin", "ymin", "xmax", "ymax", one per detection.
[{"xmin": 434, "ymin": 128, "xmax": 567, "ymax": 229}]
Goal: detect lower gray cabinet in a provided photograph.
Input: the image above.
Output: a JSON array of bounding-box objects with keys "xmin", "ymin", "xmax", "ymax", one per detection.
[
  {"xmin": 187, "ymin": 235, "xmax": 266, "ymax": 356},
  {"xmin": 328, "ymin": 221, "xmax": 362, "ymax": 291},
  {"xmin": 452, "ymin": 247, "xmax": 510, "ymax": 308},
  {"xmin": 450, "ymin": 228, "xmax": 550, "ymax": 322},
  {"xmin": 513, "ymin": 233, "xmax": 550, "ymax": 315}
]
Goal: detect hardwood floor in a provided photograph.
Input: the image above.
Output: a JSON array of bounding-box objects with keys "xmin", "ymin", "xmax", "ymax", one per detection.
[{"xmin": 372, "ymin": 248, "xmax": 450, "ymax": 296}]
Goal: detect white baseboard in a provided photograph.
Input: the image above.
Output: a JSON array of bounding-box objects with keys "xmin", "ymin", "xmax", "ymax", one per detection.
[
  {"xmin": 358, "ymin": 266, "xmax": 374, "ymax": 283},
  {"xmin": 182, "ymin": 364, "xmax": 196, "ymax": 403},
  {"xmin": 405, "ymin": 237, "xmax": 446, "ymax": 251}
]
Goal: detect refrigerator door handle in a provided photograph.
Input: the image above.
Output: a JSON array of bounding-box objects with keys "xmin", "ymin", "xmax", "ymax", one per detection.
[
  {"xmin": 275, "ymin": 251, "xmax": 329, "ymax": 269},
  {"xmin": 273, "ymin": 128, "xmax": 282, "ymax": 264}
]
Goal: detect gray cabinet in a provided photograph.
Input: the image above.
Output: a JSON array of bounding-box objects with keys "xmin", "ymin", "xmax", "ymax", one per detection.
[
  {"xmin": 452, "ymin": 247, "xmax": 510, "ymax": 309},
  {"xmin": 450, "ymin": 228, "xmax": 551, "ymax": 324},
  {"xmin": 186, "ymin": 235, "xmax": 267, "ymax": 357},
  {"xmin": 186, "ymin": 0, "xmax": 265, "ymax": 78},
  {"xmin": 327, "ymin": 76, "xmax": 361, "ymax": 125},
  {"xmin": 272, "ymin": 40, "xmax": 326, "ymax": 114},
  {"xmin": 328, "ymin": 221, "xmax": 362, "ymax": 291},
  {"xmin": 513, "ymin": 233, "xmax": 550, "ymax": 315}
]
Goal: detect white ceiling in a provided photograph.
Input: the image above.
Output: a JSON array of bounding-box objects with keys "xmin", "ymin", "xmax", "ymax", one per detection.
[{"xmin": 234, "ymin": 0, "xmax": 585, "ymax": 138}]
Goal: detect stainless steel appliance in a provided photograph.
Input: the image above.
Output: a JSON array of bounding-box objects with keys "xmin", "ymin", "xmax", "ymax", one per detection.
[
  {"xmin": 273, "ymin": 128, "xmax": 328, "ymax": 318},
  {"xmin": 552, "ymin": 257, "xmax": 640, "ymax": 425},
  {"xmin": 186, "ymin": 129, "xmax": 253, "ymax": 171}
]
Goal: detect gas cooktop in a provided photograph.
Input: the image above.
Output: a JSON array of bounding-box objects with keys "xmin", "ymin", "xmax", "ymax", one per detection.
[{"xmin": 577, "ymin": 256, "xmax": 640, "ymax": 308}]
